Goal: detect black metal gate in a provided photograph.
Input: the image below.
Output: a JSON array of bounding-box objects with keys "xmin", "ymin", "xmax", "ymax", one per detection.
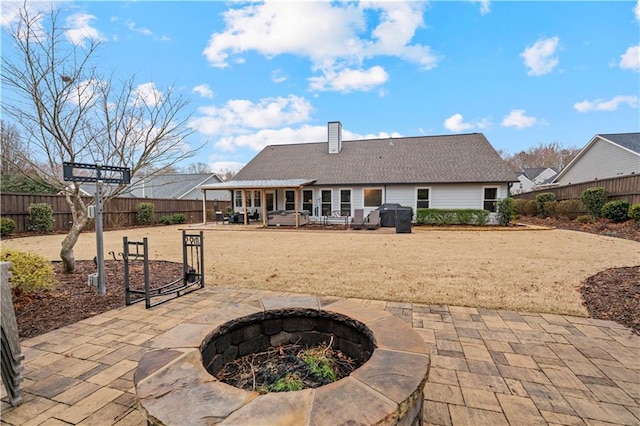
[{"xmin": 120, "ymin": 231, "xmax": 204, "ymax": 308}]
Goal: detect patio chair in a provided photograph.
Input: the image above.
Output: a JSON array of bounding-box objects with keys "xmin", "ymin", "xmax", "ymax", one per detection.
[
  {"xmin": 365, "ymin": 210, "xmax": 381, "ymax": 230},
  {"xmin": 351, "ymin": 209, "xmax": 365, "ymax": 230}
]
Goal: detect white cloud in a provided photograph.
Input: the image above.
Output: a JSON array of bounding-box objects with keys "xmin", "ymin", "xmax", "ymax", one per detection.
[
  {"xmin": 65, "ymin": 13, "xmax": 105, "ymax": 46},
  {"xmin": 635, "ymin": 0, "xmax": 640, "ymax": 21},
  {"xmin": 192, "ymin": 84, "xmax": 214, "ymax": 99},
  {"xmin": 190, "ymin": 95, "xmax": 314, "ymax": 139},
  {"xmin": 133, "ymin": 82, "xmax": 163, "ymax": 107},
  {"xmin": 125, "ymin": 20, "xmax": 152, "ymax": 36},
  {"xmin": 202, "ymin": 2, "xmax": 436, "ymax": 92},
  {"xmin": 521, "ymin": 36, "xmax": 560, "ymax": 76},
  {"xmin": 501, "ymin": 109, "xmax": 537, "ymax": 129},
  {"xmin": 443, "ymin": 114, "xmax": 491, "ymax": 133},
  {"xmin": 271, "ymin": 69, "xmax": 288, "ymax": 83},
  {"xmin": 308, "ymin": 66, "xmax": 389, "ymax": 93},
  {"xmin": 444, "ymin": 114, "xmax": 474, "ymax": 133},
  {"xmin": 573, "ymin": 95, "xmax": 639, "ymax": 112},
  {"xmin": 620, "ymin": 45, "xmax": 640, "ymax": 72},
  {"xmin": 471, "ymin": 0, "xmax": 491, "ymax": 15}
]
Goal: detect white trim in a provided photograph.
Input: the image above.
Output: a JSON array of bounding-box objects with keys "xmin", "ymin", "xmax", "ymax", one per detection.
[
  {"xmin": 415, "ymin": 186, "xmax": 431, "ymax": 211},
  {"xmin": 339, "ymin": 188, "xmax": 352, "ymax": 216},
  {"xmin": 482, "ymin": 185, "xmax": 499, "ymax": 212}
]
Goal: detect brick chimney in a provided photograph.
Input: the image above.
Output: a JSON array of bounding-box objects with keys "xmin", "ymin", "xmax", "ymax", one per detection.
[{"xmin": 328, "ymin": 121, "xmax": 342, "ymax": 154}]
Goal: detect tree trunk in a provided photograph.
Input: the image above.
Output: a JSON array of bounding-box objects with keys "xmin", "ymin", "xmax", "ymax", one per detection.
[{"xmin": 60, "ymin": 214, "xmax": 88, "ymax": 273}]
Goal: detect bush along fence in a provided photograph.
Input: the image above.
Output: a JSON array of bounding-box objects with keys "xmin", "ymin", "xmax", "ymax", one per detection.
[
  {"xmin": 0, "ymin": 193, "xmax": 230, "ymax": 234},
  {"xmin": 512, "ymin": 174, "xmax": 640, "ymax": 205},
  {"xmin": 513, "ymin": 187, "xmax": 640, "ymax": 224}
]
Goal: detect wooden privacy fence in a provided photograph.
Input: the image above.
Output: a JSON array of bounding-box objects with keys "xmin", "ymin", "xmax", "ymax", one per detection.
[
  {"xmin": 0, "ymin": 193, "xmax": 230, "ymax": 233},
  {"xmin": 512, "ymin": 175, "xmax": 640, "ymax": 204}
]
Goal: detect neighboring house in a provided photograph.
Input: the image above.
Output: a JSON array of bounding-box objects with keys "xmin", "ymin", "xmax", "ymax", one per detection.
[
  {"xmin": 81, "ymin": 173, "xmax": 230, "ymax": 201},
  {"xmin": 554, "ymin": 133, "xmax": 640, "ymax": 186},
  {"xmin": 512, "ymin": 167, "xmax": 558, "ymax": 194},
  {"xmin": 200, "ymin": 122, "xmax": 517, "ymax": 224}
]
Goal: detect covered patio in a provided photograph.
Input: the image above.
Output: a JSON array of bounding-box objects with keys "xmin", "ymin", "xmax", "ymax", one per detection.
[{"xmin": 199, "ymin": 179, "xmax": 316, "ymax": 227}]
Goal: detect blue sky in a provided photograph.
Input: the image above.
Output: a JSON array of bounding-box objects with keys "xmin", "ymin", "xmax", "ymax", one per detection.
[{"xmin": 2, "ymin": 1, "xmax": 639, "ymax": 174}]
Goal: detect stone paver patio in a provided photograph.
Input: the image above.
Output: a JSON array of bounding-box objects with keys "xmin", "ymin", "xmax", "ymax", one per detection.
[{"xmin": 1, "ymin": 286, "xmax": 639, "ymax": 425}]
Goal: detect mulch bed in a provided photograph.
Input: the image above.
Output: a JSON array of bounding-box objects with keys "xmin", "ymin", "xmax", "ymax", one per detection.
[
  {"xmin": 517, "ymin": 216, "xmax": 640, "ymax": 242},
  {"xmin": 12, "ymin": 259, "xmax": 182, "ymax": 339},
  {"xmin": 581, "ymin": 266, "xmax": 640, "ymax": 335}
]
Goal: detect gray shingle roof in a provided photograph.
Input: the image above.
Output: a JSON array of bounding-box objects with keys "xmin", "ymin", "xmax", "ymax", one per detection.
[
  {"xmin": 128, "ymin": 174, "xmax": 221, "ymax": 199},
  {"xmin": 599, "ymin": 133, "xmax": 640, "ymax": 155},
  {"xmin": 233, "ymin": 133, "xmax": 517, "ymax": 185}
]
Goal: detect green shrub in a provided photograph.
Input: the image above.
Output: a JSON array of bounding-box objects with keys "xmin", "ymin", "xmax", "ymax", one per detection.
[
  {"xmin": 601, "ymin": 200, "xmax": 630, "ymax": 223},
  {"xmin": 416, "ymin": 209, "xmax": 489, "ymax": 226},
  {"xmin": 542, "ymin": 201, "xmax": 558, "ymax": 218},
  {"xmin": 524, "ymin": 200, "xmax": 537, "ymax": 216},
  {"xmin": 513, "ymin": 199, "xmax": 528, "ymax": 216},
  {"xmin": 171, "ymin": 213, "xmax": 186, "ymax": 224},
  {"xmin": 28, "ymin": 203, "xmax": 54, "ymax": 233},
  {"xmin": 556, "ymin": 199, "xmax": 583, "ymax": 220},
  {"xmin": 0, "ymin": 249, "xmax": 56, "ymax": 293},
  {"xmin": 575, "ymin": 215, "xmax": 593, "ymax": 224},
  {"xmin": 497, "ymin": 198, "xmax": 516, "ymax": 226},
  {"xmin": 136, "ymin": 203, "xmax": 155, "ymax": 225},
  {"xmin": 535, "ymin": 193, "xmax": 556, "ymax": 217},
  {"xmin": 158, "ymin": 213, "xmax": 186, "ymax": 225},
  {"xmin": 159, "ymin": 215, "xmax": 174, "ymax": 225},
  {"xmin": 1, "ymin": 217, "xmax": 16, "ymax": 236},
  {"xmin": 629, "ymin": 203, "xmax": 640, "ymax": 221},
  {"xmin": 580, "ymin": 187, "xmax": 607, "ymax": 219}
]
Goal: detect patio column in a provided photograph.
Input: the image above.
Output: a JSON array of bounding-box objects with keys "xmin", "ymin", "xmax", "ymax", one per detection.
[
  {"xmin": 242, "ymin": 190, "xmax": 248, "ymax": 225},
  {"xmin": 261, "ymin": 189, "xmax": 267, "ymax": 226},
  {"xmin": 294, "ymin": 187, "xmax": 299, "ymax": 228},
  {"xmin": 202, "ymin": 190, "xmax": 207, "ymax": 225}
]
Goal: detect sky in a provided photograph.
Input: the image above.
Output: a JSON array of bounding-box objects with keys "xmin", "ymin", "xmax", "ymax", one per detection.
[{"xmin": 1, "ymin": 1, "xmax": 639, "ymax": 174}]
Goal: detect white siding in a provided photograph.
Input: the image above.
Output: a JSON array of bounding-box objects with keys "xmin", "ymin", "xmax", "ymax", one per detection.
[
  {"xmin": 431, "ymin": 184, "xmax": 508, "ymax": 209},
  {"xmin": 306, "ymin": 183, "xmax": 509, "ymax": 216},
  {"xmin": 557, "ymin": 139, "xmax": 640, "ymax": 185}
]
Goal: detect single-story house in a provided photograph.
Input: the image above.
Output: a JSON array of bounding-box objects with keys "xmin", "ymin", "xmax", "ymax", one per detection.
[
  {"xmin": 199, "ymin": 122, "xmax": 518, "ymax": 226},
  {"xmin": 553, "ymin": 133, "xmax": 640, "ymax": 186},
  {"xmin": 81, "ymin": 173, "xmax": 230, "ymax": 201},
  {"xmin": 512, "ymin": 167, "xmax": 558, "ymax": 194}
]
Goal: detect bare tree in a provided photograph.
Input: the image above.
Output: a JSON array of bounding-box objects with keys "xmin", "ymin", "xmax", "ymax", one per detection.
[
  {"xmin": 184, "ymin": 162, "xmax": 212, "ymax": 174},
  {"xmin": 214, "ymin": 168, "xmax": 236, "ymax": 181},
  {"xmin": 1, "ymin": 5, "xmax": 198, "ymax": 272},
  {"xmin": 0, "ymin": 119, "xmax": 26, "ymax": 175},
  {"xmin": 500, "ymin": 142, "xmax": 581, "ymax": 172}
]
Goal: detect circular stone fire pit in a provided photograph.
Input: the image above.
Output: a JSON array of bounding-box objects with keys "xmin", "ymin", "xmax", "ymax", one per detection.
[{"xmin": 134, "ymin": 296, "xmax": 430, "ymax": 425}]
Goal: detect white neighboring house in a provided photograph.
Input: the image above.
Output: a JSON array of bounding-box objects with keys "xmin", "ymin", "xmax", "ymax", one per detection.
[
  {"xmin": 554, "ymin": 133, "xmax": 640, "ymax": 186},
  {"xmin": 512, "ymin": 168, "xmax": 558, "ymax": 194},
  {"xmin": 200, "ymin": 122, "xmax": 517, "ymax": 223}
]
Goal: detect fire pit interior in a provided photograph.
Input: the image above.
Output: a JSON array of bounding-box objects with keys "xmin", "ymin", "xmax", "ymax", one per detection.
[
  {"xmin": 201, "ymin": 309, "xmax": 374, "ymax": 392},
  {"xmin": 135, "ymin": 296, "xmax": 430, "ymax": 425}
]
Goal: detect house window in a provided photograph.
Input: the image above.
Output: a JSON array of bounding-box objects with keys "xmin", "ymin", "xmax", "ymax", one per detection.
[
  {"xmin": 417, "ymin": 188, "xmax": 430, "ymax": 209},
  {"xmin": 364, "ymin": 188, "xmax": 382, "ymax": 208},
  {"xmin": 340, "ymin": 189, "xmax": 351, "ymax": 216},
  {"xmin": 285, "ymin": 190, "xmax": 295, "ymax": 210},
  {"xmin": 234, "ymin": 190, "xmax": 243, "ymax": 208},
  {"xmin": 483, "ymin": 187, "xmax": 498, "ymax": 212},
  {"xmin": 302, "ymin": 189, "xmax": 313, "ymax": 213},
  {"xmin": 321, "ymin": 190, "xmax": 332, "ymax": 216},
  {"xmin": 253, "ymin": 191, "xmax": 261, "ymax": 208}
]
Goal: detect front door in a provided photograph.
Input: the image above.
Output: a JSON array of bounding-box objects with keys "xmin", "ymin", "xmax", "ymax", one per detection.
[{"xmin": 266, "ymin": 190, "xmax": 275, "ymax": 211}]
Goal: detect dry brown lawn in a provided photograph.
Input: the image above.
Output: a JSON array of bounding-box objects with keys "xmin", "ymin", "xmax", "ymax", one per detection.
[{"xmin": 3, "ymin": 224, "xmax": 639, "ymax": 316}]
